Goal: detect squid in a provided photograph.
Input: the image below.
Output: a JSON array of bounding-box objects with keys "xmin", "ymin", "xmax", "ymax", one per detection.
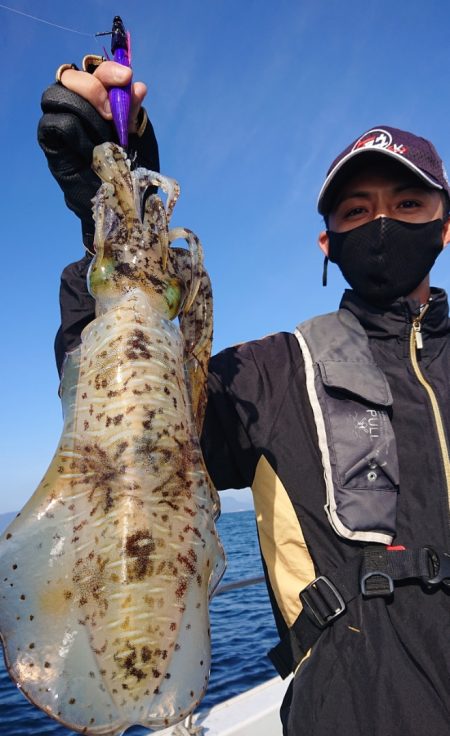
[{"xmin": 0, "ymin": 143, "xmax": 226, "ymax": 734}]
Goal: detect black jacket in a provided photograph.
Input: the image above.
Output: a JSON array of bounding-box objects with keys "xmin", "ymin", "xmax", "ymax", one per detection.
[{"xmin": 202, "ymin": 287, "xmax": 450, "ymax": 735}]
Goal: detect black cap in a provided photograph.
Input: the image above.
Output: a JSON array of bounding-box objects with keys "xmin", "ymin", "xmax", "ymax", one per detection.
[{"xmin": 318, "ymin": 125, "xmax": 450, "ymax": 215}]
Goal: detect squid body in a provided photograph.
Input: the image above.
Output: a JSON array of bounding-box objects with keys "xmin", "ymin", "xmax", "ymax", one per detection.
[{"xmin": 0, "ymin": 143, "xmax": 226, "ymax": 734}]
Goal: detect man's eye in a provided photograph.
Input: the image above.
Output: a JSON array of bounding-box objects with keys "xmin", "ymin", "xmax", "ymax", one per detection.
[
  {"xmin": 344, "ymin": 206, "xmax": 366, "ymax": 218},
  {"xmin": 399, "ymin": 199, "xmax": 420, "ymax": 209}
]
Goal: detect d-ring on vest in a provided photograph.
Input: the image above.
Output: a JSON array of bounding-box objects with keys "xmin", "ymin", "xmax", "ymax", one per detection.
[{"xmin": 295, "ymin": 309, "xmax": 400, "ymax": 544}]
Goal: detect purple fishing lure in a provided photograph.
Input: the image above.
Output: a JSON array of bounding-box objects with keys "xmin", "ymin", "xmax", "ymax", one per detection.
[{"xmin": 98, "ymin": 16, "xmax": 131, "ymax": 148}]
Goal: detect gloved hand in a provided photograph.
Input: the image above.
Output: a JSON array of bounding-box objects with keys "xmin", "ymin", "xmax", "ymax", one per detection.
[{"xmin": 38, "ymin": 61, "xmax": 159, "ymax": 250}]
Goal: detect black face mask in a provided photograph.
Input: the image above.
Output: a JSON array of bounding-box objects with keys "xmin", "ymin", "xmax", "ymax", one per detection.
[{"xmin": 327, "ymin": 217, "xmax": 444, "ymax": 307}]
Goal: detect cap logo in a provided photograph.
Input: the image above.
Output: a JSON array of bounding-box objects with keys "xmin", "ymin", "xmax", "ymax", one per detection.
[{"xmin": 352, "ymin": 128, "xmax": 408, "ymax": 156}]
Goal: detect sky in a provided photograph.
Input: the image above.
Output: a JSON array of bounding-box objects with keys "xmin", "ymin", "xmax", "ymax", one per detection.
[{"xmin": 1, "ymin": 0, "xmax": 450, "ymax": 514}]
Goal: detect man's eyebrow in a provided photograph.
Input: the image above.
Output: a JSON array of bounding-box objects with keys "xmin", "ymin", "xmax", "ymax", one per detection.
[
  {"xmin": 333, "ymin": 190, "xmax": 370, "ymax": 209},
  {"xmin": 393, "ymin": 183, "xmax": 435, "ymax": 194}
]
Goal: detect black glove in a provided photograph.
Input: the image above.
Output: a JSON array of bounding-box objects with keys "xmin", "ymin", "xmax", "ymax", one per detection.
[{"xmin": 38, "ymin": 83, "xmax": 160, "ymax": 250}]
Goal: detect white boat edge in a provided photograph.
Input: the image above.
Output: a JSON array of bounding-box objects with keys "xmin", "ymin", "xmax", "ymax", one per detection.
[{"xmin": 155, "ymin": 675, "xmax": 290, "ymax": 736}]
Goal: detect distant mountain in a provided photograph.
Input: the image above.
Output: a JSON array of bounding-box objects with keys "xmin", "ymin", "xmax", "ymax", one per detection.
[
  {"xmin": 220, "ymin": 495, "xmax": 254, "ymax": 514},
  {"xmin": 0, "ymin": 511, "xmax": 17, "ymax": 534}
]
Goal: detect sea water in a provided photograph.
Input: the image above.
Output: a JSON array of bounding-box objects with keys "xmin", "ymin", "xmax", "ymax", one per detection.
[{"xmin": 0, "ymin": 510, "xmax": 278, "ymax": 734}]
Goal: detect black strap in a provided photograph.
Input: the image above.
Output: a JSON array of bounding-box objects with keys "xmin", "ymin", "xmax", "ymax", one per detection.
[
  {"xmin": 360, "ymin": 546, "xmax": 431, "ymax": 595},
  {"xmin": 268, "ymin": 554, "xmax": 360, "ymax": 678},
  {"xmin": 268, "ymin": 546, "xmax": 446, "ymax": 679}
]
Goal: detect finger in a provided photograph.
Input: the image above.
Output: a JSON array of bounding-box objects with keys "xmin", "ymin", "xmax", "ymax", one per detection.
[
  {"xmin": 129, "ymin": 82, "xmax": 148, "ymax": 132},
  {"xmin": 93, "ymin": 60, "xmax": 132, "ymax": 89},
  {"xmin": 60, "ymin": 68, "xmax": 113, "ymax": 119}
]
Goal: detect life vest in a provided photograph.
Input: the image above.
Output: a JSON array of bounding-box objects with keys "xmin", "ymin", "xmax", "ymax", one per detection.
[
  {"xmin": 268, "ymin": 310, "xmax": 450, "ymax": 680},
  {"xmin": 295, "ymin": 309, "xmax": 399, "ymax": 545}
]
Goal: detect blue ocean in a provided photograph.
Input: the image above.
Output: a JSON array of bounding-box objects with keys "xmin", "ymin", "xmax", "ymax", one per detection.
[{"xmin": 0, "ymin": 510, "xmax": 279, "ymax": 734}]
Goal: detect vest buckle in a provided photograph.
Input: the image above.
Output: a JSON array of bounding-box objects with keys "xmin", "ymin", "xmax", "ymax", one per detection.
[
  {"xmin": 299, "ymin": 576, "xmax": 346, "ymax": 629},
  {"xmin": 424, "ymin": 547, "xmax": 450, "ymax": 588}
]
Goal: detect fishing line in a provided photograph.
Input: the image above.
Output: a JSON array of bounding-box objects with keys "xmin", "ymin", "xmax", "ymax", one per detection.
[{"xmin": 0, "ymin": 2, "xmax": 94, "ymax": 37}]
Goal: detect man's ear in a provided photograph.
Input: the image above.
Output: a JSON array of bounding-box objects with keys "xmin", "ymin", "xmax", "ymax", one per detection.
[
  {"xmin": 442, "ymin": 216, "xmax": 450, "ymax": 249},
  {"xmin": 318, "ymin": 230, "xmax": 329, "ymax": 257}
]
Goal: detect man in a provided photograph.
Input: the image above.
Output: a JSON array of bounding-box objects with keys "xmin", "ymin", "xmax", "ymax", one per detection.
[{"xmin": 39, "ymin": 61, "xmax": 450, "ymax": 735}]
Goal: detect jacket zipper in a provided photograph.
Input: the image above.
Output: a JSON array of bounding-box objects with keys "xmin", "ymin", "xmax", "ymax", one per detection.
[{"xmin": 409, "ymin": 304, "xmax": 450, "ymax": 519}]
